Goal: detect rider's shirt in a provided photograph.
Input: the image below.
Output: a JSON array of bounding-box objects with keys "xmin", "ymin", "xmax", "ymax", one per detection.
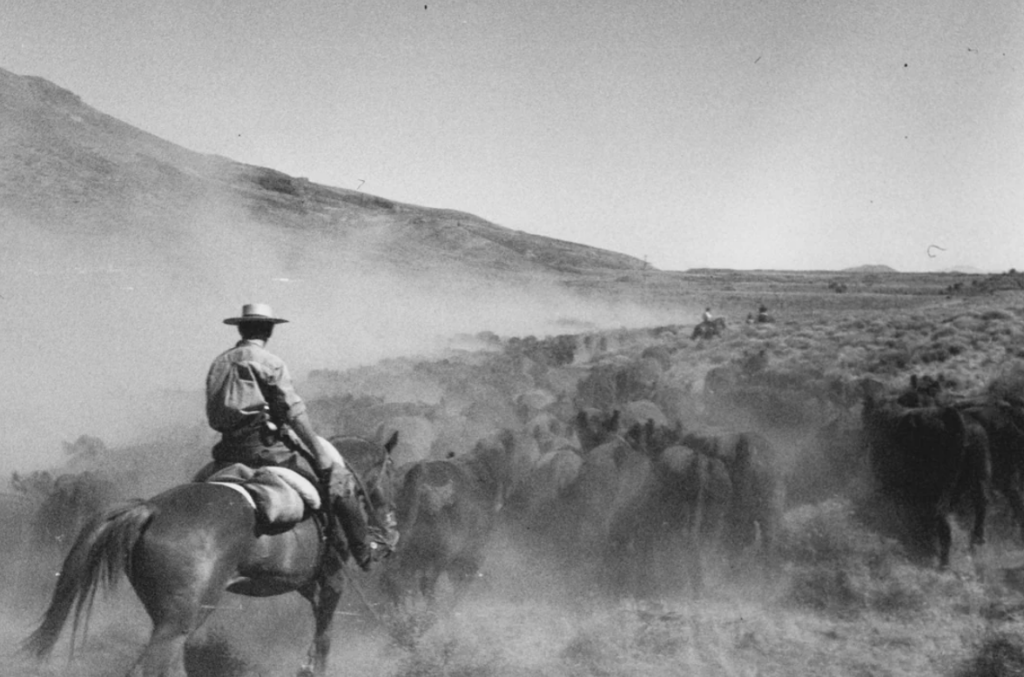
[{"xmin": 206, "ymin": 339, "xmax": 306, "ymax": 442}]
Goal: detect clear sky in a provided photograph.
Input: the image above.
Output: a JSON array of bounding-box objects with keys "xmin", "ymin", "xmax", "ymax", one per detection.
[{"xmin": 3, "ymin": 0, "xmax": 1022, "ymax": 272}]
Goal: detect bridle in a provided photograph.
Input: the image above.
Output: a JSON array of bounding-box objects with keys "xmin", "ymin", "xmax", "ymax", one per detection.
[{"xmin": 350, "ymin": 448, "xmax": 398, "ymax": 540}]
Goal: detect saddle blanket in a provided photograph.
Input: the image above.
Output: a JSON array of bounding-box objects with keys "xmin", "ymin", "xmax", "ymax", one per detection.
[{"xmin": 204, "ymin": 464, "xmax": 321, "ymax": 527}]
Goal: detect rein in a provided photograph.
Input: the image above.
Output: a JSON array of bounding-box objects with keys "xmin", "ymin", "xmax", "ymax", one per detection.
[{"xmin": 347, "ymin": 451, "xmax": 397, "ymax": 536}]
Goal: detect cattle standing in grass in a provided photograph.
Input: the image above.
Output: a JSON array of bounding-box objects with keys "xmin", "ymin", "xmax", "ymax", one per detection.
[
  {"xmin": 574, "ymin": 408, "xmax": 621, "ymax": 454},
  {"xmin": 381, "ymin": 429, "xmax": 517, "ymax": 604},
  {"xmin": 896, "ymin": 373, "xmax": 956, "ymax": 408},
  {"xmin": 957, "ymin": 414, "xmax": 992, "ymax": 548},
  {"xmin": 956, "ymin": 398, "xmax": 1024, "ymax": 542},
  {"xmin": 503, "ymin": 443, "xmax": 584, "ymax": 564},
  {"xmin": 861, "ymin": 390, "xmax": 977, "ymax": 567},
  {"xmin": 561, "ymin": 433, "xmax": 641, "ymax": 564},
  {"xmin": 603, "ymin": 421, "xmax": 732, "ymax": 598},
  {"xmin": 680, "ymin": 429, "xmax": 786, "ymax": 571},
  {"xmin": 574, "ymin": 360, "xmax": 662, "ymax": 412}
]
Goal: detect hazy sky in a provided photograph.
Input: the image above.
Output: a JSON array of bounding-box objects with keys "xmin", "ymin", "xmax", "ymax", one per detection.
[{"xmin": 3, "ymin": 0, "xmax": 1021, "ymax": 272}]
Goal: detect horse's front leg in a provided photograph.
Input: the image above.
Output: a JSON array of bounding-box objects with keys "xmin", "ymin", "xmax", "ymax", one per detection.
[{"xmin": 299, "ymin": 579, "xmax": 343, "ymax": 677}]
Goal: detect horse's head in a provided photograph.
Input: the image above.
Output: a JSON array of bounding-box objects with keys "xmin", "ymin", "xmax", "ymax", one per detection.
[{"xmin": 329, "ymin": 432, "xmax": 400, "ymax": 549}]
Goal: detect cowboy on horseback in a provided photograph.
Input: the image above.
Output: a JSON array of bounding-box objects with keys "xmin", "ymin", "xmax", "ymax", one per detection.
[{"xmin": 203, "ymin": 303, "xmax": 390, "ymax": 570}]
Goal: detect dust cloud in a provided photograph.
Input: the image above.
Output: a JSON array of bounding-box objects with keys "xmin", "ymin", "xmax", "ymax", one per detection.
[{"xmin": 0, "ymin": 194, "xmax": 675, "ymax": 478}]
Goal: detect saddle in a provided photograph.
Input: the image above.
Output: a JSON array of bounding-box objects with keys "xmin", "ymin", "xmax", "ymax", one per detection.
[{"xmin": 203, "ymin": 463, "xmax": 322, "ymax": 528}]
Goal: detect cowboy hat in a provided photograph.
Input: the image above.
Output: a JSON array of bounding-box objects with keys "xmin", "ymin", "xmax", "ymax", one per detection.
[{"xmin": 223, "ymin": 303, "xmax": 289, "ymax": 325}]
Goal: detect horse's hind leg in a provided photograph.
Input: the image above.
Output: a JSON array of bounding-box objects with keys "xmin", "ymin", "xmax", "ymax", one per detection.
[
  {"xmin": 125, "ymin": 602, "xmax": 216, "ymax": 677},
  {"xmin": 126, "ymin": 626, "xmax": 188, "ymax": 677},
  {"xmin": 128, "ymin": 574, "xmax": 218, "ymax": 677}
]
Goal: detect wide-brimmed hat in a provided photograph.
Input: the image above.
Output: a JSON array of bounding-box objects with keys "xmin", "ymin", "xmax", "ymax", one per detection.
[{"xmin": 223, "ymin": 303, "xmax": 289, "ymax": 325}]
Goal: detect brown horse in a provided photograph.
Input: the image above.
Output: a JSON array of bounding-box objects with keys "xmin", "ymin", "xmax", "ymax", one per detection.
[{"xmin": 22, "ymin": 434, "xmax": 398, "ymax": 677}]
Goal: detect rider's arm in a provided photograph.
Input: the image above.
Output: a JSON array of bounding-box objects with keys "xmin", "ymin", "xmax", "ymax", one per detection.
[
  {"xmin": 260, "ymin": 357, "xmax": 333, "ymax": 473},
  {"xmin": 288, "ymin": 410, "xmax": 332, "ymax": 473},
  {"xmin": 262, "ymin": 359, "xmax": 306, "ymax": 426}
]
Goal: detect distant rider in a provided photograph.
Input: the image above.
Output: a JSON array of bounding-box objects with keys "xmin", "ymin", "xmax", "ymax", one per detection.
[
  {"xmin": 204, "ymin": 303, "xmax": 386, "ymax": 570},
  {"xmin": 702, "ymin": 307, "xmax": 713, "ymax": 323}
]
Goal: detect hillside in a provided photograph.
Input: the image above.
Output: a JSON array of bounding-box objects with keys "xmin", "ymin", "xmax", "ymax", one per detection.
[
  {"xmin": 0, "ymin": 66, "xmax": 672, "ymax": 481},
  {"xmin": 0, "ymin": 67, "xmax": 644, "ymax": 278}
]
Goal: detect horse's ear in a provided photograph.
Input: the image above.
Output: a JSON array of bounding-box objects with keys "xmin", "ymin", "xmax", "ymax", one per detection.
[
  {"xmin": 384, "ymin": 431, "xmax": 399, "ymax": 454},
  {"xmin": 608, "ymin": 410, "xmax": 620, "ymax": 431},
  {"xmin": 625, "ymin": 422, "xmax": 642, "ymax": 444}
]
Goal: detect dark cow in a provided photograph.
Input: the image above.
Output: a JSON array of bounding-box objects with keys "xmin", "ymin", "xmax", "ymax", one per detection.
[
  {"xmin": 574, "ymin": 408, "xmax": 622, "ymax": 454},
  {"xmin": 380, "ymin": 429, "xmax": 517, "ymax": 604},
  {"xmin": 505, "ymin": 443, "xmax": 582, "ymax": 531},
  {"xmin": 896, "ymin": 373, "xmax": 957, "ymax": 408},
  {"xmin": 603, "ymin": 421, "xmax": 732, "ymax": 597},
  {"xmin": 573, "ymin": 403, "xmax": 668, "ymax": 455},
  {"xmin": 957, "ymin": 413, "xmax": 993, "ymax": 548},
  {"xmin": 861, "ymin": 390, "xmax": 982, "ymax": 567},
  {"xmin": 561, "ymin": 432, "xmax": 643, "ymax": 565},
  {"xmin": 691, "ymin": 317, "xmax": 726, "ymax": 340},
  {"xmin": 679, "ymin": 429, "xmax": 786, "ymax": 570},
  {"xmin": 955, "ymin": 398, "xmax": 1024, "ymax": 541},
  {"xmin": 574, "ymin": 360, "xmax": 662, "ymax": 412},
  {"xmin": 502, "ymin": 443, "xmax": 585, "ymax": 569}
]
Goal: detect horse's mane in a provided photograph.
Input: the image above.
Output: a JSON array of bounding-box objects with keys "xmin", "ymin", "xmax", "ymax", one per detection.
[{"xmin": 329, "ymin": 435, "xmax": 391, "ymax": 477}]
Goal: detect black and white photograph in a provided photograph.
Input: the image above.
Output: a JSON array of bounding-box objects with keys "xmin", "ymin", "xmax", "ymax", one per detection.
[{"xmin": 1, "ymin": 2, "xmax": 1023, "ymax": 675}]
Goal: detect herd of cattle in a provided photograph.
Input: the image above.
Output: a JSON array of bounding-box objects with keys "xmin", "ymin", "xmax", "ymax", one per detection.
[
  {"xmin": 11, "ymin": 326, "xmax": 1024, "ymax": 608},
  {"xmin": 327, "ymin": 331, "xmax": 1024, "ymax": 606}
]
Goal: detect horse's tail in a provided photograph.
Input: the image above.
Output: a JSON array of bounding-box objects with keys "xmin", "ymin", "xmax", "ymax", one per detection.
[{"xmin": 22, "ymin": 498, "xmax": 154, "ymax": 660}]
